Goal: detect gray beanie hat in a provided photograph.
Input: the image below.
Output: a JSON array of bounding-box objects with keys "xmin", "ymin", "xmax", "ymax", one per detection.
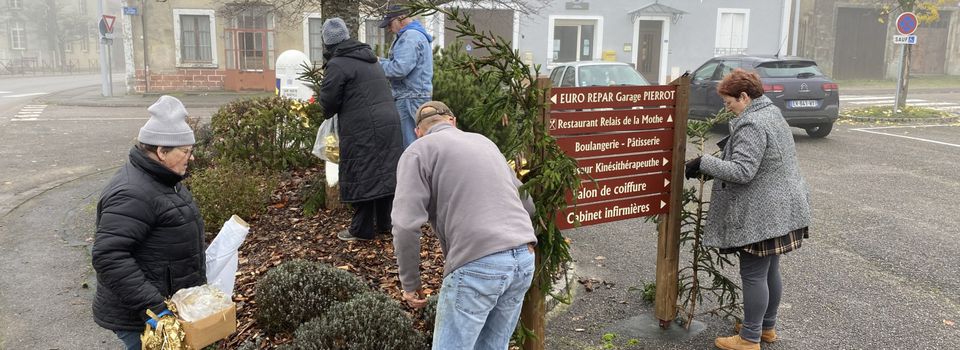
[
  {"xmin": 322, "ymin": 17, "xmax": 349, "ymax": 45},
  {"xmin": 138, "ymin": 95, "xmax": 195, "ymax": 146}
]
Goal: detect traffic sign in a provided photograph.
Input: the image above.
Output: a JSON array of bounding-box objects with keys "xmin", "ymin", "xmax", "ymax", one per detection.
[
  {"xmin": 123, "ymin": 6, "xmax": 139, "ymax": 15},
  {"xmin": 576, "ymin": 151, "xmax": 672, "ymax": 180},
  {"xmin": 99, "ymin": 15, "xmax": 116, "ymax": 36},
  {"xmin": 549, "ymin": 108, "xmax": 675, "ymax": 135},
  {"xmin": 556, "ymin": 129, "xmax": 674, "ymax": 158},
  {"xmin": 893, "ymin": 35, "xmax": 917, "ymax": 45},
  {"xmin": 550, "ymin": 85, "xmax": 677, "ymax": 110},
  {"xmin": 896, "ymin": 12, "xmax": 918, "ymax": 35},
  {"xmin": 566, "ymin": 173, "xmax": 671, "ymax": 205},
  {"xmin": 556, "ymin": 193, "xmax": 669, "ymax": 230}
]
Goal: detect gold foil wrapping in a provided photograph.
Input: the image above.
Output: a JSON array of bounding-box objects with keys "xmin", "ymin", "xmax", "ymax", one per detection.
[
  {"xmin": 323, "ymin": 134, "xmax": 340, "ymax": 163},
  {"xmin": 141, "ymin": 301, "xmax": 192, "ymax": 350}
]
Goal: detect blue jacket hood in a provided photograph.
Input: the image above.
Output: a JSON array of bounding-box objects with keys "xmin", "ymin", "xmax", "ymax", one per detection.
[{"xmin": 399, "ymin": 21, "xmax": 433, "ymax": 43}]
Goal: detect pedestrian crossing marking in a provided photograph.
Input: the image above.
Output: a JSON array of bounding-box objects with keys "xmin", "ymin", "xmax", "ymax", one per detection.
[
  {"xmin": 841, "ymin": 95, "xmax": 960, "ymax": 113},
  {"xmin": 2, "ymin": 92, "xmax": 48, "ymax": 98},
  {"xmin": 10, "ymin": 104, "xmax": 47, "ymax": 122}
]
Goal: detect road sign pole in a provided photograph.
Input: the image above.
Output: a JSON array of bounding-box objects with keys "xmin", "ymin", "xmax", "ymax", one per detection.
[
  {"xmin": 98, "ymin": 0, "xmax": 111, "ymax": 97},
  {"xmin": 107, "ymin": 42, "xmax": 114, "ymax": 96},
  {"xmin": 894, "ymin": 44, "xmax": 906, "ymax": 113}
]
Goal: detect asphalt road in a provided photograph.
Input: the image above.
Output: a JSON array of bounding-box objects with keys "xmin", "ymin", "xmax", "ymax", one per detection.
[
  {"xmin": 546, "ymin": 122, "xmax": 960, "ymax": 349},
  {"xmin": 0, "ymin": 76, "xmax": 217, "ymax": 349}
]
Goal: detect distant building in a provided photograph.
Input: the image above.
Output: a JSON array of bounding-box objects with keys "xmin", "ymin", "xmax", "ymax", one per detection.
[
  {"xmin": 0, "ymin": 0, "xmax": 113, "ymax": 74},
  {"xmin": 117, "ymin": 0, "xmax": 807, "ymax": 93},
  {"xmin": 422, "ymin": 0, "xmax": 797, "ymax": 84},
  {"xmin": 120, "ymin": 0, "xmax": 315, "ymax": 93},
  {"xmin": 797, "ymin": 0, "xmax": 959, "ymax": 79}
]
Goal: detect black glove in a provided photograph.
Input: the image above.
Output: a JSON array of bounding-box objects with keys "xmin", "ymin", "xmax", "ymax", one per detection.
[
  {"xmin": 684, "ymin": 157, "xmax": 702, "ymax": 180},
  {"xmin": 715, "ymin": 136, "xmax": 729, "ymax": 150}
]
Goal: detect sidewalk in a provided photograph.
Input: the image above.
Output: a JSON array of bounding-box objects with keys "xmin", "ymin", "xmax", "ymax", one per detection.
[{"xmin": 37, "ymin": 82, "xmax": 273, "ymax": 109}]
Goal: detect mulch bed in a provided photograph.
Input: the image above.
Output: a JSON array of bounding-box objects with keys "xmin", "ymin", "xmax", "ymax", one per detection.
[{"xmin": 220, "ymin": 167, "xmax": 445, "ymax": 348}]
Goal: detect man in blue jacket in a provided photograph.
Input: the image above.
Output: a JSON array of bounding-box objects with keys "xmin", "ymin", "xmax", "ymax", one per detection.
[{"xmin": 379, "ymin": 5, "xmax": 434, "ymax": 148}]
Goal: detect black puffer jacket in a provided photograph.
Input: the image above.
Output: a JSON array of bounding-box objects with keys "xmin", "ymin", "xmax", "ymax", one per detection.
[
  {"xmin": 320, "ymin": 39, "xmax": 403, "ymax": 203},
  {"xmin": 92, "ymin": 147, "xmax": 206, "ymax": 331}
]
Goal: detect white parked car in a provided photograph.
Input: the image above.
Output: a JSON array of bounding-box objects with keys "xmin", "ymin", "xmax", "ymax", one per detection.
[{"xmin": 548, "ymin": 62, "xmax": 650, "ymax": 88}]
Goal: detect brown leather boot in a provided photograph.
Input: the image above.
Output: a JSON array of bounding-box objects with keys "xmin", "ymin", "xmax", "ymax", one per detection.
[
  {"xmin": 733, "ymin": 322, "xmax": 778, "ymax": 343},
  {"xmin": 714, "ymin": 335, "xmax": 760, "ymax": 350}
]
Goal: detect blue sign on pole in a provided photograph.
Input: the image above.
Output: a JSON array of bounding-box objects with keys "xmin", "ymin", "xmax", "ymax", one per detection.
[{"xmin": 123, "ymin": 6, "xmax": 139, "ymax": 15}]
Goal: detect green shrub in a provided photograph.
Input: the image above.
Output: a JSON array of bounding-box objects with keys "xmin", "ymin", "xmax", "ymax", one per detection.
[
  {"xmin": 210, "ymin": 96, "xmax": 323, "ymax": 171},
  {"xmin": 418, "ymin": 294, "xmax": 438, "ymax": 334},
  {"xmin": 184, "ymin": 116, "xmax": 217, "ymax": 173},
  {"xmin": 300, "ymin": 172, "xmax": 327, "ymax": 217},
  {"xmin": 290, "ymin": 293, "xmax": 424, "ymax": 350},
  {"xmin": 186, "ymin": 163, "xmax": 276, "ymax": 232},
  {"xmin": 236, "ymin": 339, "xmax": 262, "ymax": 350},
  {"xmin": 432, "ymin": 43, "xmax": 518, "ymax": 149},
  {"xmin": 255, "ymin": 260, "xmax": 368, "ymax": 335}
]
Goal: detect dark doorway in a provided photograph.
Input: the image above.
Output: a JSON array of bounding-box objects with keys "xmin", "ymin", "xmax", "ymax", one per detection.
[
  {"xmin": 833, "ymin": 7, "xmax": 886, "ymax": 80},
  {"xmin": 912, "ymin": 11, "xmax": 951, "ymax": 75},
  {"xmin": 636, "ymin": 20, "xmax": 662, "ymax": 83}
]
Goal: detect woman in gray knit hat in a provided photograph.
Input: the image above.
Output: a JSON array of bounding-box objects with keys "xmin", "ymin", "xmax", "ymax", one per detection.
[{"xmin": 91, "ymin": 95, "xmax": 206, "ymax": 350}]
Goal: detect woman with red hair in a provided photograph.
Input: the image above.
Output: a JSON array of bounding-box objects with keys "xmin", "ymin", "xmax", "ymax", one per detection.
[{"xmin": 685, "ymin": 69, "xmax": 811, "ymax": 350}]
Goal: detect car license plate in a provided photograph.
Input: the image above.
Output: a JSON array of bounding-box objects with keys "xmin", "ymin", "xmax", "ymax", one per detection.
[{"xmin": 789, "ymin": 100, "xmax": 820, "ymax": 109}]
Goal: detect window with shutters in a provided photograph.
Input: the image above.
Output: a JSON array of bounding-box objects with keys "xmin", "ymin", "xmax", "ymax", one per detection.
[
  {"xmin": 173, "ymin": 9, "xmax": 218, "ymax": 67},
  {"xmin": 715, "ymin": 9, "xmax": 749, "ymax": 56}
]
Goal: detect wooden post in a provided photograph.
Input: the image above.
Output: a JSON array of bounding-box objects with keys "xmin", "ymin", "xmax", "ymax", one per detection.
[
  {"xmin": 520, "ymin": 251, "xmax": 546, "ymax": 350},
  {"xmin": 654, "ymin": 74, "xmax": 690, "ymax": 327},
  {"xmin": 520, "ymin": 77, "xmax": 551, "ymax": 350}
]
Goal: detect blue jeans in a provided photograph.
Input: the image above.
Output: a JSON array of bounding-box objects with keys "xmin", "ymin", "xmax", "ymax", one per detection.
[
  {"xmin": 114, "ymin": 330, "xmax": 141, "ymax": 350},
  {"xmin": 396, "ymin": 97, "xmax": 429, "ymax": 148},
  {"xmin": 433, "ymin": 244, "xmax": 535, "ymax": 350}
]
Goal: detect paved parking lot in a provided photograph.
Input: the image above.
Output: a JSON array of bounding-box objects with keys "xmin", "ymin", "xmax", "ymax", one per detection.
[{"xmin": 547, "ymin": 121, "xmax": 960, "ymax": 349}]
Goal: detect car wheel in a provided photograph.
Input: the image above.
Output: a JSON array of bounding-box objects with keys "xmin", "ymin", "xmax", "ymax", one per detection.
[{"xmin": 804, "ymin": 122, "xmax": 833, "ymax": 138}]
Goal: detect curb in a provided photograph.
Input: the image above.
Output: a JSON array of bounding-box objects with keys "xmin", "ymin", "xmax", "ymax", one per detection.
[
  {"xmin": 37, "ymin": 99, "xmax": 233, "ymax": 109},
  {"xmin": 840, "ymin": 115, "xmax": 960, "ymax": 124}
]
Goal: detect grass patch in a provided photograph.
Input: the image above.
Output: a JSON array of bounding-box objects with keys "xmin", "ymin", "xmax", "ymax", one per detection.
[
  {"xmin": 836, "ymin": 75, "xmax": 960, "ymax": 90},
  {"xmin": 840, "ymin": 105, "xmax": 951, "ymax": 119}
]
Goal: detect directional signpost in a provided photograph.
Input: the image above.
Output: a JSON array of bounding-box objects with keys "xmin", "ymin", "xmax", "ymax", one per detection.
[{"xmin": 548, "ymin": 76, "xmax": 690, "ymax": 326}]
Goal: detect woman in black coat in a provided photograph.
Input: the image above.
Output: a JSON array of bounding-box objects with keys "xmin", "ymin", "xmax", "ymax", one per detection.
[
  {"xmin": 92, "ymin": 96, "xmax": 205, "ymax": 350},
  {"xmin": 319, "ymin": 18, "xmax": 404, "ymax": 241}
]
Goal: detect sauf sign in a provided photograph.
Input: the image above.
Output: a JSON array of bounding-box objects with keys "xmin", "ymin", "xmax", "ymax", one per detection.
[{"xmin": 547, "ymin": 77, "xmax": 691, "ymax": 326}]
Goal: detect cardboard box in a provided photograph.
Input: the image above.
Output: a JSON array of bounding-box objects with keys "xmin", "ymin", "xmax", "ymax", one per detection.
[{"xmin": 181, "ymin": 303, "xmax": 237, "ymax": 349}]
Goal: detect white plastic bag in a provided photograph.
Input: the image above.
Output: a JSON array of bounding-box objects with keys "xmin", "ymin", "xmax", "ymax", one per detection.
[
  {"xmin": 171, "ymin": 284, "xmax": 233, "ymax": 322},
  {"xmin": 312, "ymin": 114, "xmax": 339, "ymax": 163},
  {"xmin": 204, "ymin": 215, "xmax": 249, "ymax": 297},
  {"xmin": 325, "ymin": 161, "xmax": 339, "ymax": 187}
]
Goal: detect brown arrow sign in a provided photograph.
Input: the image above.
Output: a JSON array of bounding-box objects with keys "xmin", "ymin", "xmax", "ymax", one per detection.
[
  {"xmin": 566, "ymin": 173, "xmax": 672, "ymax": 205},
  {"xmin": 577, "ymin": 151, "xmax": 672, "ymax": 180},
  {"xmin": 549, "ymin": 108, "xmax": 675, "ymax": 135},
  {"xmin": 556, "ymin": 193, "xmax": 670, "ymax": 230},
  {"xmin": 550, "ymin": 85, "xmax": 677, "ymax": 110},
  {"xmin": 556, "ymin": 130, "xmax": 674, "ymax": 158}
]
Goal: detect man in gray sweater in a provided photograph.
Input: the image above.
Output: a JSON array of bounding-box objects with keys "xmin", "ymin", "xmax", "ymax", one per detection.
[{"xmin": 392, "ymin": 101, "xmax": 537, "ymax": 349}]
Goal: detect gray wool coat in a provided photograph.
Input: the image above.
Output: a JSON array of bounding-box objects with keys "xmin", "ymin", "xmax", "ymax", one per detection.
[{"xmin": 700, "ymin": 95, "xmax": 811, "ymax": 249}]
